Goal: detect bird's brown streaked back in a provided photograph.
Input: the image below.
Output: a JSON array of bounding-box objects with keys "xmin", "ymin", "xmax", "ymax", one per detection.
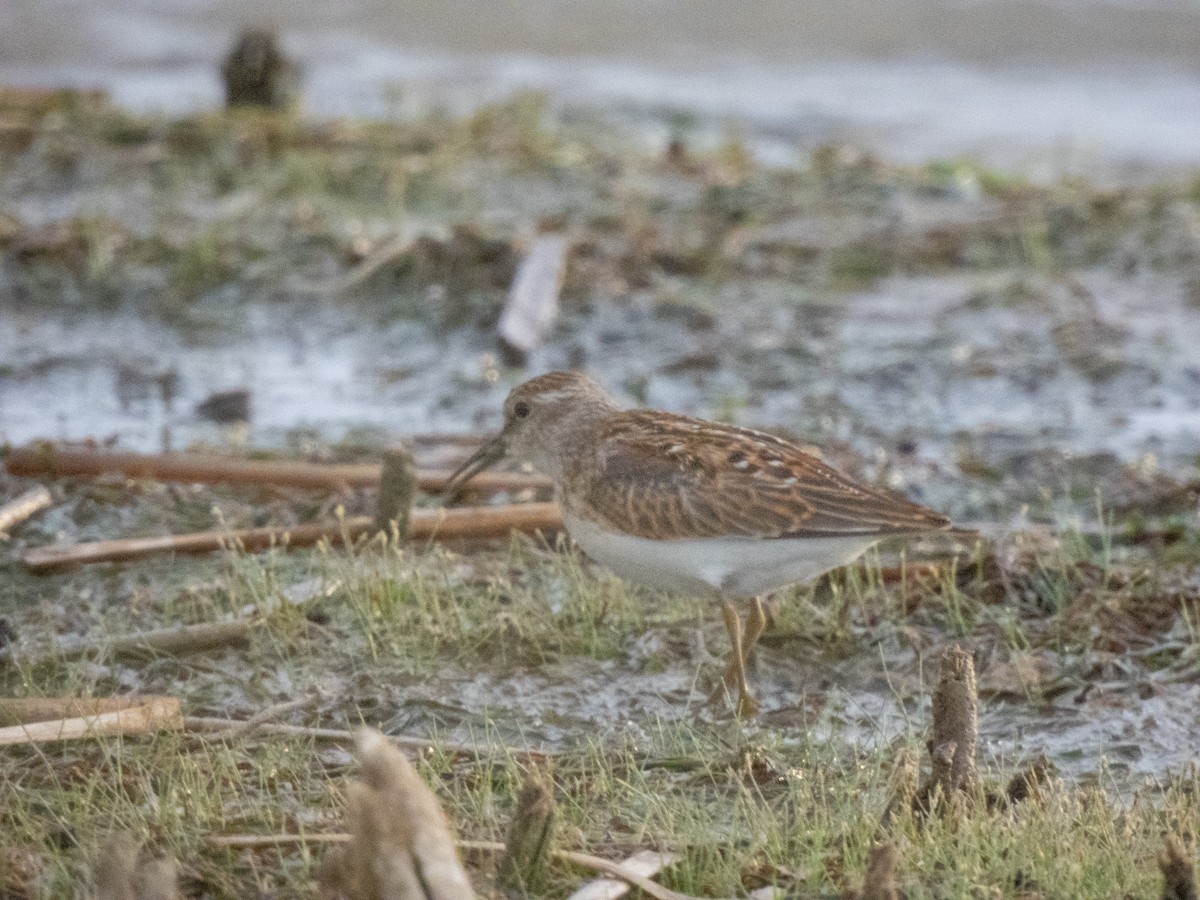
[{"xmin": 564, "ymin": 409, "xmax": 950, "ymax": 542}]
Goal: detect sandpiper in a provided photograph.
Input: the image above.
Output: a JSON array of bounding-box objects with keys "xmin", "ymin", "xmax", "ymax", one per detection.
[{"xmin": 446, "ymin": 371, "xmax": 950, "ymax": 715}]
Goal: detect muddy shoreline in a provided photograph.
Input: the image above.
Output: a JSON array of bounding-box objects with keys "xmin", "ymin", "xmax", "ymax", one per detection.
[{"xmin": 1, "ymin": 92, "xmax": 1199, "ymax": 897}]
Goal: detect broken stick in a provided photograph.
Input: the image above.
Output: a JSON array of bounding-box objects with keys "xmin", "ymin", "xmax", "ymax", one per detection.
[
  {"xmin": 0, "ymin": 697, "xmax": 181, "ymax": 746},
  {"xmin": 100, "ymin": 620, "xmax": 257, "ymax": 658},
  {"xmin": 216, "ymin": 834, "xmax": 691, "ymax": 900},
  {"xmin": 564, "ymin": 850, "xmax": 680, "ymax": 900},
  {"xmin": 8, "ymin": 621, "xmax": 259, "ymax": 668},
  {"xmin": 4, "ymin": 443, "xmax": 549, "ymax": 495},
  {"xmin": 0, "ymin": 696, "xmax": 167, "ymax": 727},
  {"xmin": 185, "ymin": 718, "xmax": 554, "ymax": 764},
  {"xmin": 0, "ymin": 485, "xmax": 52, "ymax": 537},
  {"xmin": 21, "ymin": 502, "xmax": 563, "ymax": 572},
  {"xmin": 323, "ymin": 229, "xmax": 420, "ymax": 296},
  {"xmin": 498, "ymin": 234, "xmax": 570, "ymax": 366}
]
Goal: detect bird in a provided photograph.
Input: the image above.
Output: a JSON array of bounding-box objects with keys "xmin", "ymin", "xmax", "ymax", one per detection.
[{"xmin": 445, "ymin": 370, "xmax": 951, "ymax": 715}]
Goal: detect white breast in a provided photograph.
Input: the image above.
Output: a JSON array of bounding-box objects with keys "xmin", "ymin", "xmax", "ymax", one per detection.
[{"xmin": 563, "ymin": 513, "xmax": 882, "ymax": 599}]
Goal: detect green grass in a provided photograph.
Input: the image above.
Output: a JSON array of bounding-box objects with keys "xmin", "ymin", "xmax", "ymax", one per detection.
[
  {"xmin": 2, "ymin": 690, "xmax": 1196, "ymax": 897},
  {"xmin": 3, "ymin": 92, "xmax": 1190, "ymax": 331},
  {"xmin": 2, "ymin": 529, "xmax": 1198, "ymax": 897}
]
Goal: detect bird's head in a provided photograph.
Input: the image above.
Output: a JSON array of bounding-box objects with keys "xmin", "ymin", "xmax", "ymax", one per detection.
[{"xmin": 444, "ymin": 371, "xmax": 616, "ymax": 493}]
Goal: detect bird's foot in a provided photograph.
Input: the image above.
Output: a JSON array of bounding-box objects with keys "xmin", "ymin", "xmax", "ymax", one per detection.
[
  {"xmin": 706, "ymin": 669, "xmax": 760, "ymax": 718},
  {"xmin": 735, "ymin": 687, "xmax": 760, "ymax": 718}
]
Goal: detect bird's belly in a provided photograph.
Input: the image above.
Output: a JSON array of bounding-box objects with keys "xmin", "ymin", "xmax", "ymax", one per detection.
[{"xmin": 563, "ymin": 514, "xmax": 880, "ymax": 598}]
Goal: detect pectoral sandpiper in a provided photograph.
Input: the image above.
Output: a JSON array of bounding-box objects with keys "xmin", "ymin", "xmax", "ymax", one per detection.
[{"xmin": 446, "ymin": 371, "xmax": 951, "ymax": 715}]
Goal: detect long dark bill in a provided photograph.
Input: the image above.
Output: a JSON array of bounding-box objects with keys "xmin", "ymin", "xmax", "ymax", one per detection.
[{"xmin": 442, "ymin": 435, "xmax": 507, "ymax": 499}]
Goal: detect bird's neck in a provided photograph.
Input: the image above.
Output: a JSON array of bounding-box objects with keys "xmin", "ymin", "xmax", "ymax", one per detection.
[{"xmin": 530, "ymin": 401, "xmax": 615, "ymax": 482}]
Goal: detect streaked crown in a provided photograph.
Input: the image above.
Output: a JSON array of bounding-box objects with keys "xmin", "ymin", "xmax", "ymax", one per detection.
[{"xmin": 497, "ymin": 371, "xmax": 617, "ymax": 478}]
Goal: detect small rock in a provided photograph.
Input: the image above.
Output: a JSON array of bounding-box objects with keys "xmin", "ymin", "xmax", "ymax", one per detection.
[
  {"xmin": 195, "ymin": 389, "xmax": 251, "ymax": 424},
  {"xmin": 221, "ymin": 30, "xmax": 297, "ymax": 110}
]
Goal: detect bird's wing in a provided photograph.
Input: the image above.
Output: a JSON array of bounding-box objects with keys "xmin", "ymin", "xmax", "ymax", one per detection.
[{"xmin": 571, "ymin": 410, "xmax": 949, "ymax": 541}]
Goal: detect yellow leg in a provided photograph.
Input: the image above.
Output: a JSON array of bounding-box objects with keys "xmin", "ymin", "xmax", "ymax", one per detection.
[
  {"xmin": 720, "ymin": 599, "xmax": 760, "ymax": 717},
  {"xmin": 743, "ymin": 596, "xmax": 768, "ymax": 660},
  {"xmin": 720, "ymin": 599, "xmax": 743, "ymax": 685},
  {"xmin": 722, "ymin": 597, "xmax": 768, "ymax": 690}
]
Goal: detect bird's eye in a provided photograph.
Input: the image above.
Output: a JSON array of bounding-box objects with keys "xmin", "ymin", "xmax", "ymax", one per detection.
[{"xmin": 513, "ymin": 401, "xmax": 531, "ymax": 419}]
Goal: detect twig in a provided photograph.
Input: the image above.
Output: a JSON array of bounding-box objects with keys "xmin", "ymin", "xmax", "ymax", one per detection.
[
  {"xmin": 5, "ymin": 443, "xmax": 549, "ymax": 495},
  {"xmin": 6, "ymin": 443, "xmax": 377, "ymax": 489},
  {"xmin": 410, "ymin": 434, "xmax": 491, "ymax": 447},
  {"xmin": 23, "ymin": 522, "xmax": 371, "ymax": 572},
  {"xmin": 958, "ymin": 519, "xmax": 1197, "ymax": 547},
  {"xmin": 211, "ymin": 834, "xmax": 352, "ymax": 847},
  {"xmin": 198, "ymin": 688, "xmax": 328, "ymax": 741},
  {"xmin": 458, "ymin": 842, "xmax": 702, "ymax": 900},
  {"xmin": 189, "ymin": 717, "xmax": 350, "ymax": 740},
  {"xmin": 0, "ymin": 696, "xmax": 166, "ymax": 726},
  {"xmin": 237, "ymin": 576, "xmax": 341, "ymax": 618},
  {"xmin": 0, "ymin": 486, "xmax": 52, "ymax": 538},
  {"xmin": 21, "ymin": 502, "xmax": 563, "ymax": 572},
  {"xmin": 322, "ymin": 230, "xmax": 420, "ymax": 295},
  {"xmin": 183, "ymin": 716, "xmax": 554, "ymax": 763},
  {"xmin": 560, "ymin": 849, "xmax": 681, "ymax": 900},
  {"xmin": 0, "ymin": 697, "xmax": 181, "ymax": 746},
  {"xmin": 30, "ymin": 620, "xmax": 260, "ymax": 663},
  {"xmin": 211, "ymin": 834, "xmax": 696, "ymax": 900},
  {"xmin": 108, "ymin": 621, "xmax": 257, "ymax": 658},
  {"xmin": 408, "ymin": 467, "xmax": 548, "ymax": 497},
  {"xmin": 12, "ymin": 581, "xmax": 340, "ymax": 665}
]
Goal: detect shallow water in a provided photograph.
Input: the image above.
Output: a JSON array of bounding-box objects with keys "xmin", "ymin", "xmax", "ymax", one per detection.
[
  {"xmin": 4, "ymin": 267, "xmax": 1199, "ymax": 516},
  {"xmin": 324, "ymin": 620, "xmax": 1200, "ymax": 781}
]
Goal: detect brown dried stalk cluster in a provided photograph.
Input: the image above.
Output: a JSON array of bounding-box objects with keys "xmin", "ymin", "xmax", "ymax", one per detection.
[{"xmin": 317, "ymin": 730, "xmax": 476, "ymax": 900}]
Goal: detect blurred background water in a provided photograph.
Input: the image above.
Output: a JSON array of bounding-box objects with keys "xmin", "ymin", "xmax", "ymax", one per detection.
[{"xmin": 4, "ymin": 0, "xmax": 1200, "ymax": 179}]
